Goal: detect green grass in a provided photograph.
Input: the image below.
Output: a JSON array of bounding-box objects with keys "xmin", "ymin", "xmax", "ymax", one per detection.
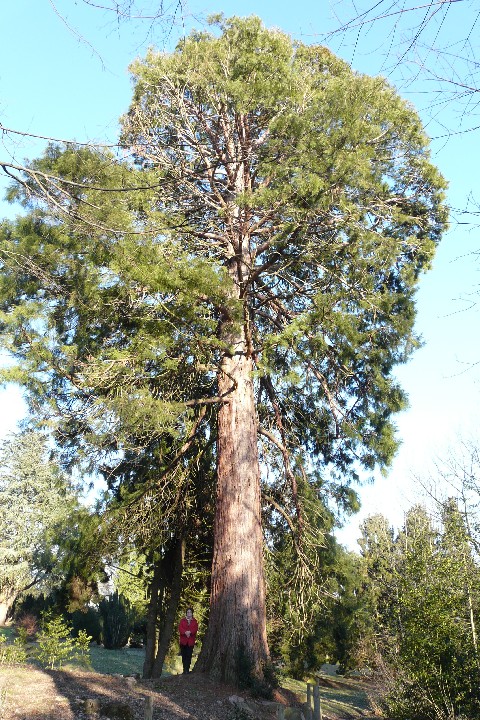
[
  {"xmin": 80, "ymin": 645, "xmax": 196, "ymax": 676},
  {"xmin": 282, "ymin": 673, "xmax": 373, "ymax": 719},
  {"xmin": 0, "ymin": 627, "xmax": 15, "ymax": 642},
  {"xmin": 1, "ymin": 622, "xmax": 196, "ymax": 678},
  {"xmin": 85, "ymin": 645, "xmax": 147, "ymax": 675}
]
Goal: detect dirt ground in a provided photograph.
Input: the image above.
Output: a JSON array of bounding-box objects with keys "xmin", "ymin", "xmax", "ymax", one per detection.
[{"xmin": 0, "ymin": 665, "xmax": 304, "ymax": 720}]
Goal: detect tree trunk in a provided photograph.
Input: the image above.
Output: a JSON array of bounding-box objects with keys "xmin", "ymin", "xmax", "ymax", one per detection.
[
  {"xmin": 151, "ymin": 536, "xmax": 185, "ymax": 678},
  {"xmin": 143, "ymin": 557, "xmax": 164, "ymax": 679},
  {"xmin": 0, "ymin": 589, "xmax": 16, "ymax": 626},
  {"xmin": 196, "ymin": 322, "xmax": 269, "ymax": 684},
  {"xmin": 0, "ymin": 601, "xmax": 11, "ymax": 626}
]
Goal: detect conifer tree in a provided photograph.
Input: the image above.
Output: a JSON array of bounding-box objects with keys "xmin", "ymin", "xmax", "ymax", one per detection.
[
  {"xmin": 0, "ymin": 432, "xmax": 81, "ymax": 623},
  {"xmin": 0, "ymin": 16, "xmax": 447, "ymax": 683}
]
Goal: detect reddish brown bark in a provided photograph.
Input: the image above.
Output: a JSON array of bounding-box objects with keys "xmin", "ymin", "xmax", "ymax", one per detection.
[{"xmin": 196, "ymin": 323, "xmax": 269, "ymax": 684}]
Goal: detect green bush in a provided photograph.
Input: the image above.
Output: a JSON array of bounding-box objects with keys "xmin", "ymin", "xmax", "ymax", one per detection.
[
  {"xmin": 0, "ymin": 633, "xmax": 27, "ymax": 665},
  {"xmin": 36, "ymin": 613, "xmax": 92, "ymax": 669},
  {"xmin": 74, "ymin": 629, "xmax": 93, "ymax": 668},
  {"xmin": 70, "ymin": 607, "xmax": 102, "ymax": 644},
  {"xmin": 99, "ymin": 592, "xmax": 132, "ymax": 650}
]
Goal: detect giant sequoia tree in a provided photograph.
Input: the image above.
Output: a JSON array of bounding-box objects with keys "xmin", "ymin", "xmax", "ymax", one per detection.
[{"xmin": 0, "ymin": 16, "xmax": 447, "ymax": 684}]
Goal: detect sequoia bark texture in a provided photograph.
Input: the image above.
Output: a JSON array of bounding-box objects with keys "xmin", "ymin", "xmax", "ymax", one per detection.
[{"xmin": 196, "ymin": 323, "xmax": 269, "ymax": 682}]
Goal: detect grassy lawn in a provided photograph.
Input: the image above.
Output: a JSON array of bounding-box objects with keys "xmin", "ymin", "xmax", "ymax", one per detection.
[
  {"xmin": 1, "ymin": 626, "xmax": 374, "ymax": 718},
  {"xmin": 283, "ymin": 673, "xmax": 373, "ymax": 719},
  {"xmin": 86, "ymin": 645, "xmax": 147, "ymax": 675},
  {"xmin": 0, "ymin": 627, "xmax": 15, "ymax": 642},
  {"xmin": 83, "ymin": 645, "xmax": 195, "ymax": 676}
]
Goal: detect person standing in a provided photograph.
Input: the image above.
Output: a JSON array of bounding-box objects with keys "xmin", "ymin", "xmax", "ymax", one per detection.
[{"xmin": 178, "ymin": 607, "xmax": 198, "ymax": 674}]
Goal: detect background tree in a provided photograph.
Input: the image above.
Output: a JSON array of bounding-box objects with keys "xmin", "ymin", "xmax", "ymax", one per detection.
[
  {"xmin": 0, "ymin": 15, "xmax": 448, "ymax": 684},
  {"xmin": 333, "ymin": 1, "xmax": 480, "ymax": 130},
  {"xmin": 0, "ymin": 431, "xmax": 84, "ymax": 624},
  {"xmin": 353, "ymin": 503, "xmax": 480, "ymax": 720}
]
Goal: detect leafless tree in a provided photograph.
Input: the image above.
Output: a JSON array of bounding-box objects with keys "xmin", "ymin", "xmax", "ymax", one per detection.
[{"xmin": 330, "ymin": 1, "xmax": 480, "ymax": 132}]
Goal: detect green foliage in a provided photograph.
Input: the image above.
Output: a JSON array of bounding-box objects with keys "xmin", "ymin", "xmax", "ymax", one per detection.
[
  {"xmin": 352, "ymin": 503, "xmax": 480, "ymax": 720},
  {"xmin": 99, "ymin": 592, "xmax": 133, "ymax": 650},
  {"xmin": 0, "ymin": 15, "xmax": 448, "ymax": 499},
  {"xmin": 74, "ymin": 629, "xmax": 93, "ymax": 668},
  {"xmin": 36, "ymin": 614, "xmax": 76, "ymax": 669},
  {"xmin": 0, "ymin": 432, "xmax": 82, "ymax": 618},
  {"xmin": 35, "ymin": 613, "xmax": 92, "ymax": 669},
  {"xmin": 70, "ymin": 607, "xmax": 102, "ymax": 644},
  {"xmin": 0, "ymin": 632, "xmax": 27, "ymax": 666}
]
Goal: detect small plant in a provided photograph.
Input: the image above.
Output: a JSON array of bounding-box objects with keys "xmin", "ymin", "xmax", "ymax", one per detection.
[
  {"xmin": 74, "ymin": 629, "xmax": 93, "ymax": 668},
  {"xmin": 0, "ymin": 632, "xmax": 27, "ymax": 666},
  {"xmin": 16, "ymin": 612, "xmax": 38, "ymax": 638},
  {"xmin": 36, "ymin": 614, "xmax": 75, "ymax": 669}
]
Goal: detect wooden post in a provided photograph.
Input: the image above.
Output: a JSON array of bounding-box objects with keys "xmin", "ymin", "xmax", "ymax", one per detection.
[
  {"xmin": 145, "ymin": 696, "xmax": 153, "ymax": 720},
  {"xmin": 276, "ymin": 704, "xmax": 285, "ymax": 720},
  {"xmin": 306, "ymin": 683, "xmax": 313, "ymax": 720},
  {"xmin": 313, "ymin": 683, "xmax": 322, "ymax": 720}
]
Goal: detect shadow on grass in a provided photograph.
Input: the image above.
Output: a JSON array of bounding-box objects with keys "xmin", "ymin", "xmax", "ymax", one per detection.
[
  {"xmin": 0, "ymin": 626, "xmax": 15, "ymax": 641},
  {"xmin": 282, "ymin": 673, "xmax": 374, "ymax": 719}
]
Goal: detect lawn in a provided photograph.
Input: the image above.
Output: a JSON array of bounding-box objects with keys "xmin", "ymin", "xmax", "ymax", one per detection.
[
  {"xmin": 283, "ymin": 673, "xmax": 373, "ymax": 719},
  {"xmin": 0, "ymin": 627, "xmax": 15, "ymax": 642},
  {"xmin": 86, "ymin": 645, "xmax": 190, "ymax": 675},
  {"xmin": 1, "ymin": 624, "xmax": 188, "ymax": 677},
  {"xmin": 1, "ymin": 626, "xmax": 375, "ymax": 719}
]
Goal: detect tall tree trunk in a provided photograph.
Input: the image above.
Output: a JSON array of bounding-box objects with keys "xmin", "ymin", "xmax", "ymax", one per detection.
[
  {"xmin": 143, "ymin": 557, "xmax": 164, "ymax": 679},
  {"xmin": 0, "ymin": 590, "xmax": 16, "ymax": 626},
  {"xmin": 151, "ymin": 535, "xmax": 185, "ymax": 678},
  {"xmin": 196, "ymin": 321, "xmax": 269, "ymax": 684},
  {"xmin": 0, "ymin": 601, "xmax": 11, "ymax": 626}
]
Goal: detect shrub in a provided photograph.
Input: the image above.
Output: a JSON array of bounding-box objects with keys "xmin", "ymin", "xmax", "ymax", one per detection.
[
  {"xmin": 0, "ymin": 631, "xmax": 27, "ymax": 665},
  {"xmin": 16, "ymin": 612, "xmax": 38, "ymax": 638},
  {"xmin": 70, "ymin": 607, "xmax": 102, "ymax": 644},
  {"xmin": 36, "ymin": 614, "xmax": 76, "ymax": 669},
  {"xmin": 99, "ymin": 592, "xmax": 132, "ymax": 650},
  {"xmin": 35, "ymin": 613, "xmax": 92, "ymax": 669},
  {"xmin": 73, "ymin": 629, "xmax": 92, "ymax": 668}
]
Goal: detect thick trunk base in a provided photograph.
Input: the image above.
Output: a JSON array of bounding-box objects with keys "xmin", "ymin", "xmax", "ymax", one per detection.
[{"xmin": 196, "ymin": 346, "xmax": 269, "ymax": 685}]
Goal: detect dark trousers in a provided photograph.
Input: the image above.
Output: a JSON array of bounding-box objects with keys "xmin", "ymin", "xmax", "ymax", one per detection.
[{"xmin": 180, "ymin": 643, "xmax": 194, "ymax": 673}]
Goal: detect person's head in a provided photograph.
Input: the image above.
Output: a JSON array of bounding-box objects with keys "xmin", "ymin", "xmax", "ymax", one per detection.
[{"xmin": 186, "ymin": 607, "xmax": 193, "ymax": 619}]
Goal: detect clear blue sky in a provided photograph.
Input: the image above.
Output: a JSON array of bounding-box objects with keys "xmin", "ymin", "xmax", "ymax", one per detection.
[{"xmin": 1, "ymin": 0, "xmax": 479, "ymax": 549}]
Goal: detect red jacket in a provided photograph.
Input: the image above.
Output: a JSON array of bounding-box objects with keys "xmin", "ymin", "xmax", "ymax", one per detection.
[{"xmin": 179, "ymin": 617, "xmax": 198, "ymax": 647}]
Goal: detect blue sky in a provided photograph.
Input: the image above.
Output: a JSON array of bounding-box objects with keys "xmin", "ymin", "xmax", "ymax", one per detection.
[{"xmin": 1, "ymin": 0, "xmax": 479, "ymax": 549}]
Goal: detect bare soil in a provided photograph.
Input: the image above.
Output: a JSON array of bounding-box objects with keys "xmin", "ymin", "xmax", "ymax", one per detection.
[{"xmin": 0, "ymin": 665, "xmax": 303, "ymax": 720}]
